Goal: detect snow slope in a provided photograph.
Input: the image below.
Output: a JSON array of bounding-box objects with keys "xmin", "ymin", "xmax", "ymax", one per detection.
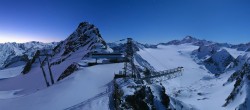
[
  {"xmin": 0, "ymin": 30, "xmax": 250, "ymax": 109},
  {"xmin": 222, "ymin": 47, "xmax": 247, "ymax": 58},
  {"xmin": 137, "ymin": 44, "xmax": 206, "ymax": 86},
  {"xmin": 0, "ymin": 63, "xmax": 123, "ymax": 110},
  {"xmin": 0, "ymin": 21, "xmax": 117, "ymax": 110},
  {"xmin": 0, "ymin": 22, "xmax": 107, "ymax": 94},
  {"xmin": 0, "ymin": 65, "xmax": 24, "ymax": 79},
  {"xmin": 137, "ymin": 44, "xmax": 239, "ymax": 110}
]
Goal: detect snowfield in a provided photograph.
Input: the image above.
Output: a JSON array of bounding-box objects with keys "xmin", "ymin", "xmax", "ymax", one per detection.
[
  {"xmin": 0, "ymin": 63, "xmax": 123, "ymax": 110},
  {"xmin": 0, "ymin": 42, "xmax": 249, "ymax": 110},
  {"xmin": 138, "ymin": 44, "xmax": 242, "ymax": 110}
]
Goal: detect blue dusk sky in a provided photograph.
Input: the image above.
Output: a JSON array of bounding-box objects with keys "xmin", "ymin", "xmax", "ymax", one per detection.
[{"xmin": 0, "ymin": 0, "xmax": 250, "ymax": 44}]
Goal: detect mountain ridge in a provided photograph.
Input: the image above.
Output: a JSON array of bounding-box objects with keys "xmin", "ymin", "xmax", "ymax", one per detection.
[
  {"xmin": 0, "ymin": 41, "xmax": 57, "ymax": 69},
  {"xmin": 1, "ymin": 22, "xmax": 250, "ymax": 110}
]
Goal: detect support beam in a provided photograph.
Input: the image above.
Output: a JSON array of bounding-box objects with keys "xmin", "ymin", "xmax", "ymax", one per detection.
[
  {"xmin": 38, "ymin": 56, "xmax": 50, "ymax": 87},
  {"xmin": 123, "ymin": 38, "xmax": 135, "ymax": 78},
  {"xmin": 47, "ymin": 56, "xmax": 54, "ymax": 85},
  {"xmin": 139, "ymin": 67, "xmax": 184, "ymax": 80}
]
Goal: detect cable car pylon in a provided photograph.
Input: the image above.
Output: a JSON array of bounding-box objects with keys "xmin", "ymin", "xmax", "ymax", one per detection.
[{"xmin": 115, "ymin": 38, "xmax": 184, "ymax": 81}]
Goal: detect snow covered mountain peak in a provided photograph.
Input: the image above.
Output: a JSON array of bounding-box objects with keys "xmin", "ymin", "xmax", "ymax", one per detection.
[
  {"xmin": 181, "ymin": 36, "xmax": 206, "ymax": 43},
  {"xmin": 22, "ymin": 21, "xmax": 109, "ymax": 82},
  {"xmin": 2, "ymin": 21, "xmax": 250, "ymax": 110},
  {"xmin": 160, "ymin": 36, "xmax": 213, "ymax": 46},
  {"xmin": 54, "ymin": 21, "xmax": 107, "ymax": 56},
  {"xmin": 183, "ymin": 35, "xmax": 196, "ymax": 40}
]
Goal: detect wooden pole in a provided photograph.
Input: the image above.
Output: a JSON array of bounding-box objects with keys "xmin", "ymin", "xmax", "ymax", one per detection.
[
  {"xmin": 47, "ymin": 56, "xmax": 54, "ymax": 85},
  {"xmin": 38, "ymin": 56, "xmax": 50, "ymax": 87}
]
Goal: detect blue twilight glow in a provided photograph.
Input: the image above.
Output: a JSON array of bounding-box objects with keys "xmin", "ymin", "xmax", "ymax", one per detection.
[{"xmin": 0, "ymin": 0, "xmax": 250, "ymax": 44}]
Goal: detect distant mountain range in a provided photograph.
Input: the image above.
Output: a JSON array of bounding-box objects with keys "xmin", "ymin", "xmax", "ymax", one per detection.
[
  {"xmin": 1, "ymin": 34, "xmax": 250, "ymax": 70},
  {"xmin": 159, "ymin": 36, "xmax": 250, "ymax": 51},
  {"xmin": 0, "ymin": 42, "xmax": 57, "ymax": 69},
  {"xmin": 1, "ymin": 22, "xmax": 250, "ymax": 110}
]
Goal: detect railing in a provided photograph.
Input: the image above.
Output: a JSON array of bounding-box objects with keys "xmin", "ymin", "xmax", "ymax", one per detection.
[{"xmin": 140, "ymin": 67, "xmax": 183, "ymax": 80}]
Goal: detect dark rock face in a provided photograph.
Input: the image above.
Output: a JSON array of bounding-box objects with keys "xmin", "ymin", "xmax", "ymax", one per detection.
[
  {"xmin": 124, "ymin": 86, "xmax": 155, "ymax": 110},
  {"xmin": 246, "ymin": 48, "xmax": 250, "ymax": 52},
  {"xmin": 204, "ymin": 49, "xmax": 235, "ymax": 74},
  {"xmin": 224, "ymin": 64, "xmax": 250, "ymax": 107},
  {"xmin": 22, "ymin": 50, "xmax": 41, "ymax": 74},
  {"xmin": 194, "ymin": 44, "xmax": 220, "ymax": 59},
  {"xmin": 57, "ymin": 63, "xmax": 79, "ymax": 81},
  {"xmin": 193, "ymin": 44, "xmax": 236, "ymax": 74},
  {"xmin": 160, "ymin": 85, "xmax": 170, "ymax": 109},
  {"xmin": 224, "ymin": 78, "xmax": 243, "ymax": 107}
]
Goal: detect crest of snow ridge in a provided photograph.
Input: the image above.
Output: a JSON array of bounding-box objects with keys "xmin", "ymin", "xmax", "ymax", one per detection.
[
  {"xmin": 159, "ymin": 36, "xmax": 213, "ymax": 46},
  {"xmin": 22, "ymin": 22, "xmax": 107, "ymax": 75}
]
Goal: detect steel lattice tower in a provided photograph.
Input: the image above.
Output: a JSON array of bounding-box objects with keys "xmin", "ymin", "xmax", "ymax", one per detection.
[{"xmin": 124, "ymin": 38, "xmax": 136, "ymax": 77}]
